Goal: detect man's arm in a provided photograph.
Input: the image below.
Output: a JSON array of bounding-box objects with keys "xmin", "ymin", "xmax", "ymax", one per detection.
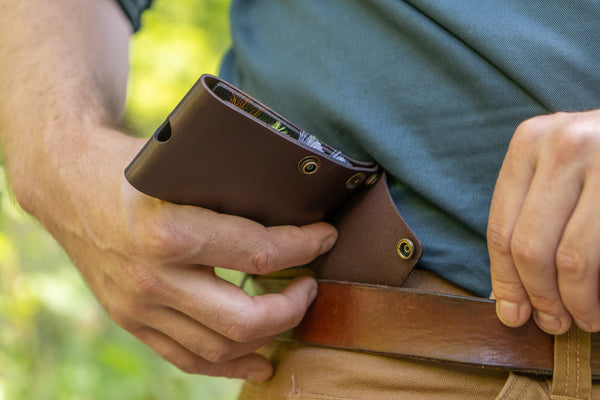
[
  {"xmin": 0, "ymin": 0, "xmax": 337, "ymax": 381},
  {"xmin": 0, "ymin": 0, "xmax": 131, "ymax": 210},
  {"xmin": 489, "ymin": 110, "xmax": 600, "ymax": 335}
]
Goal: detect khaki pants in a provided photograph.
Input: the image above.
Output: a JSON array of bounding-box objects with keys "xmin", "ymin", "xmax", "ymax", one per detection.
[{"xmin": 239, "ymin": 328, "xmax": 599, "ymax": 400}]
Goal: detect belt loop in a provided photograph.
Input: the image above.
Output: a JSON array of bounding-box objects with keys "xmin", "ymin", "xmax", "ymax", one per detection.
[{"xmin": 551, "ymin": 325, "xmax": 591, "ymax": 400}]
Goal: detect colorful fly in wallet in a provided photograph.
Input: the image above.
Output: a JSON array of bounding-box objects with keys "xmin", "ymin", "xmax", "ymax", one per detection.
[{"xmin": 125, "ymin": 74, "xmax": 381, "ymax": 227}]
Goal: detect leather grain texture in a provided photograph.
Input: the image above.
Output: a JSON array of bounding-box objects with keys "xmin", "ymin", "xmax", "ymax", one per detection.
[{"xmin": 289, "ymin": 281, "xmax": 600, "ymax": 378}]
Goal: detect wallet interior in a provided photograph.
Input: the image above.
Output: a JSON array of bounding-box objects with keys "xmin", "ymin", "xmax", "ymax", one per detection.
[{"xmin": 211, "ymin": 82, "xmax": 350, "ymax": 165}]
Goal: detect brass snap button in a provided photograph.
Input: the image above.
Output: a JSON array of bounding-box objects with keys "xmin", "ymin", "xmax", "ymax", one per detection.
[
  {"xmin": 298, "ymin": 156, "xmax": 320, "ymax": 175},
  {"xmin": 396, "ymin": 239, "xmax": 414, "ymax": 260},
  {"xmin": 365, "ymin": 173, "xmax": 381, "ymax": 186},
  {"xmin": 346, "ymin": 172, "xmax": 366, "ymax": 189}
]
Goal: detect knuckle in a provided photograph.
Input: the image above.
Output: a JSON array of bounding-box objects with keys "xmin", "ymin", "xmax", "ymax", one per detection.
[
  {"xmin": 510, "ymin": 234, "xmax": 544, "ymax": 267},
  {"xmin": 131, "ymin": 207, "xmax": 190, "ymax": 260},
  {"xmin": 223, "ymin": 301, "xmax": 267, "ymax": 342},
  {"xmin": 200, "ymin": 343, "xmax": 234, "ymax": 363},
  {"xmin": 552, "ymin": 122, "xmax": 593, "ymax": 156},
  {"xmin": 513, "ymin": 112, "xmax": 600, "ymax": 155},
  {"xmin": 545, "ymin": 114, "xmax": 600, "ymax": 163},
  {"xmin": 491, "ymin": 277, "xmax": 527, "ymax": 302},
  {"xmin": 556, "ymin": 245, "xmax": 588, "ymax": 282},
  {"xmin": 559, "ymin": 115, "xmax": 598, "ymax": 139},
  {"xmin": 487, "ymin": 220, "xmax": 512, "ymax": 255},
  {"xmin": 125, "ymin": 267, "xmax": 170, "ymax": 298},
  {"xmin": 513, "ymin": 116, "xmax": 546, "ymax": 145},
  {"xmin": 223, "ymin": 315, "xmax": 260, "ymax": 343},
  {"xmin": 528, "ymin": 294, "xmax": 562, "ymax": 315},
  {"xmin": 144, "ymin": 218, "xmax": 184, "ymax": 256},
  {"xmin": 249, "ymin": 241, "xmax": 281, "ymax": 274}
]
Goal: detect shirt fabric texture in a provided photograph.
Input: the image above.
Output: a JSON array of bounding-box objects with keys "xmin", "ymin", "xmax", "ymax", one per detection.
[
  {"xmin": 120, "ymin": 1, "xmax": 600, "ymax": 297},
  {"xmin": 114, "ymin": 0, "xmax": 153, "ymax": 31}
]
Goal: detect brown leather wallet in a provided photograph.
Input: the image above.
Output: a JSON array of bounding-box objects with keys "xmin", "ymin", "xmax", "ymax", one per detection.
[
  {"xmin": 125, "ymin": 74, "xmax": 423, "ymax": 284},
  {"xmin": 125, "ymin": 74, "xmax": 381, "ymax": 227}
]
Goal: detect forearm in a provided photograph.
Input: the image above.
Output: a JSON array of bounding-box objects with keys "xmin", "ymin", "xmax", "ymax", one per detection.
[
  {"xmin": 0, "ymin": 2, "xmax": 339, "ymax": 381},
  {"xmin": 0, "ymin": 0, "xmax": 133, "ymax": 217}
]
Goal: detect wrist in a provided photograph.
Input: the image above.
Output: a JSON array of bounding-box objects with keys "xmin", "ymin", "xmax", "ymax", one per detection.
[{"xmin": 9, "ymin": 122, "xmax": 143, "ymax": 238}]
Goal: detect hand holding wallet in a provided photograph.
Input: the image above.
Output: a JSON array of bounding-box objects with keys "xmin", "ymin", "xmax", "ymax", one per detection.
[{"xmin": 125, "ymin": 75, "xmax": 422, "ymax": 287}]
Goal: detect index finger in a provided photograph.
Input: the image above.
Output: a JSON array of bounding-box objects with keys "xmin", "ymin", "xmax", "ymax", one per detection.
[{"xmin": 162, "ymin": 204, "xmax": 338, "ymax": 274}]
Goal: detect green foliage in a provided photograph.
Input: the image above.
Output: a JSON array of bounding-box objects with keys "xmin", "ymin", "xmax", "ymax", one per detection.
[
  {"xmin": 0, "ymin": 0, "xmax": 243, "ymax": 399},
  {"xmin": 125, "ymin": 0, "xmax": 232, "ymax": 136}
]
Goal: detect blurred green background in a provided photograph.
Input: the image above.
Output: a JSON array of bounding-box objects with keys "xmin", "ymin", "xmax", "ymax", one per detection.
[{"xmin": 0, "ymin": 0, "xmax": 244, "ymax": 399}]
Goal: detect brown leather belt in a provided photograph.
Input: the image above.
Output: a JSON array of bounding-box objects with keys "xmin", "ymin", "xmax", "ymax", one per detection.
[
  {"xmin": 286, "ymin": 280, "xmax": 600, "ymax": 378},
  {"xmin": 266, "ymin": 175, "xmax": 600, "ymax": 378}
]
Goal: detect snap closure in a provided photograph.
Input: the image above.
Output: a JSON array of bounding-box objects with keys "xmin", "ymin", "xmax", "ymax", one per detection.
[
  {"xmin": 365, "ymin": 173, "xmax": 380, "ymax": 186},
  {"xmin": 396, "ymin": 239, "xmax": 414, "ymax": 260},
  {"xmin": 298, "ymin": 156, "xmax": 320, "ymax": 175},
  {"xmin": 346, "ymin": 172, "xmax": 366, "ymax": 189}
]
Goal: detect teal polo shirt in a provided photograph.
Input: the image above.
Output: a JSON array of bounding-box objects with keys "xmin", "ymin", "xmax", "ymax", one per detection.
[
  {"xmin": 220, "ymin": 1, "xmax": 600, "ymax": 296},
  {"xmin": 119, "ymin": 0, "xmax": 600, "ymax": 296}
]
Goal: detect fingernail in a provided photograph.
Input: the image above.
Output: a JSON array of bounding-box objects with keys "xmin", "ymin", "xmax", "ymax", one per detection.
[
  {"xmin": 574, "ymin": 318, "xmax": 592, "ymax": 332},
  {"xmin": 533, "ymin": 311, "xmax": 561, "ymax": 333},
  {"xmin": 496, "ymin": 300, "xmax": 520, "ymax": 325},
  {"xmin": 320, "ymin": 235, "xmax": 337, "ymax": 254}
]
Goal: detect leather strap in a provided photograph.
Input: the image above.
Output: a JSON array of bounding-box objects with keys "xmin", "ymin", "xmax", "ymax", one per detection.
[
  {"xmin": 286, "ymin": 281, "xmax": 600, "ymax": 378},
  {"xmin": 312, "ymin": 172, "xmax": 423, "ymax": 287},
  {"xmin": 552, "ymin": 325, "xmax": 592, "ymax": 398}
]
